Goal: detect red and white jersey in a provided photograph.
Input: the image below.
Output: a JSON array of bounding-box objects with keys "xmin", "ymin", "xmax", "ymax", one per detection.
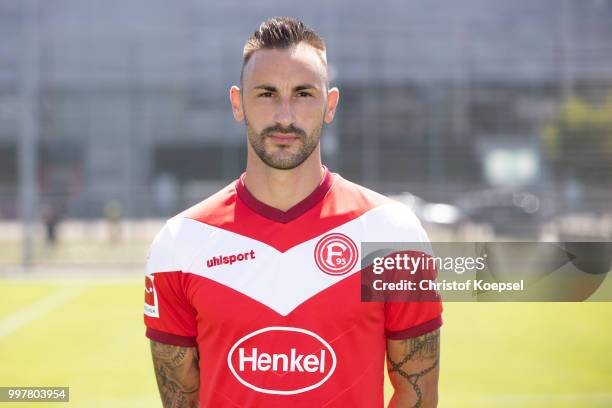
[{"xmin": 143, "ymin": 168, "xmax": 442, "ymax": 407}]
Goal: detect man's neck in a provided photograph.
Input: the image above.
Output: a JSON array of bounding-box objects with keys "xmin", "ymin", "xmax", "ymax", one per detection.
[{"xmin": 243, "ymin": 157, "xmax": 325, "ymax": 212}]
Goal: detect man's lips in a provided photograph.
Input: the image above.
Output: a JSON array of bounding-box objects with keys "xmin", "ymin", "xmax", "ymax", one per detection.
[{"xmin": 268, "ymin": 133, "xmax": 299, "ymax": 143}]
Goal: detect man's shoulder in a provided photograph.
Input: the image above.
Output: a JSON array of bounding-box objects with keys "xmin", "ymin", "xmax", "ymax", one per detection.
[
  {"xmin": 330, "ymin": 173, "xmax": 428, "ymax": 240},
  {"xmin": 175, "ymin": 179, "xmax": 239, "ymax": 224},
  {"xmin": 332, "ymin": 174, "xmax": 419, "ymax": 218},
  {"xmin": 148, "ymin": 180, "xmax": 239, "ymax": 250},
  {"xmin": 146, "ymin": 180, "xmax": 240, "ymax": 274},
  {"xmin": 331, "ymin": 173, "xmax": 387, "ymax": 201},
  {"xmin": 326, "ymin": 173, "xmax": 392, "ymax": 214}
]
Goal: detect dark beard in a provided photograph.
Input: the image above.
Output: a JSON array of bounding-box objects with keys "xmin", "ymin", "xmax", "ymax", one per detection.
[{"xmin": 245, "ymin": 117, "xmax": 321, "ymax": 170}]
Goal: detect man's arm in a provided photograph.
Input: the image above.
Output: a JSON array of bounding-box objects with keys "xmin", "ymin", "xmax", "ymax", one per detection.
[
  {"xmin": 150, "ymin": 340, "xmax": 200, "ymax": 408},
  {"xmin": 386, "ymin": 329, "xmax": 440, "ymax": 408}
]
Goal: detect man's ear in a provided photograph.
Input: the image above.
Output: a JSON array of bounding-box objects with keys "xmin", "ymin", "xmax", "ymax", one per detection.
[
  {"xmin": 229, "ymin": 86, "xmax": 244, "ymax": 122},
  {"xmin": 324, "ymin": 87, "xmax": 340, "ymax": 124}
]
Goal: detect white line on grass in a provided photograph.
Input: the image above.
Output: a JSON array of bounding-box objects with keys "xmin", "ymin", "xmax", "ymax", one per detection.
[
  {"xmin": 0, "ymin": 276, "xmax": 142, "ymax": 285},
  {"xmin": 0, "ymin": 285, "xmax": 88, "ymax": 340}
]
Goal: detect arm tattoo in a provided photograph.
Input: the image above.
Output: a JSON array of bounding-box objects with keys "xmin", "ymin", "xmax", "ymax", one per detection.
[
  {"xmin": 388, "ymin": 330, "xmax": 440, "ymax": 408},
  {"xmin": 150, "ymin": 340, "xmax": 200, "ymax": 408}
]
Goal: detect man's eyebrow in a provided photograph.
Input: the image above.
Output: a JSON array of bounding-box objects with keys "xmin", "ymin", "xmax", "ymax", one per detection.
[
  {"xmin": 294, "ymin": 84, "xmax": 319, "ymax": 91},
  {"xmin": 252, "ymin": 84, "xmax": 320, "ymax": 92},
  {"xmin": 253, "ymin": 85, "xmax": 276, "ymax": 92}
]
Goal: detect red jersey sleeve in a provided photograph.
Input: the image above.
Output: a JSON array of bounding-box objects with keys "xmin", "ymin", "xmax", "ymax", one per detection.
[
  {"xmin": 383, "ymin": 210, "xmax": 443, "ymax": 339},
  {"xmin": 384, "ymin": 300, "xmax": 443, "ymax": 339},
  {"xmin": 143, "ymin": 222, "xmax": 198, "ymax": 347}
]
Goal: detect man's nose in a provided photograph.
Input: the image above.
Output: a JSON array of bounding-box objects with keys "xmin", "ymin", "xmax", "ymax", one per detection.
[{"xmin": 273, "ymin": 98, "xmax": 295, "ymax": 128}]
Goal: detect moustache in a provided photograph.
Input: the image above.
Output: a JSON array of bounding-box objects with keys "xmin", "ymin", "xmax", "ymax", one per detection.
[{"xmin": 262, "ymin": 125, "xmax": 306, "ymax": 138}]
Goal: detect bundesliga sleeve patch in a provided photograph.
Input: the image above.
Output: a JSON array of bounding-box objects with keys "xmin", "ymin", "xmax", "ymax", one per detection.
[{"xmin": 144, "ymin": 274, "xmax": 159, "ymax": 318}]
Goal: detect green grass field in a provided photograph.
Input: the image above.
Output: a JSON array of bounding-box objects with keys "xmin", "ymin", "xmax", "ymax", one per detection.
[{"xmin": 1, "ymin": 278, "xmax": 611, "ymax": 407}]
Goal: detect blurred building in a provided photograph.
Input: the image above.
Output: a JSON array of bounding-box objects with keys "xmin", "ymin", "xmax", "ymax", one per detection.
[{"xmin": 0, "ymin": 0, "xmax": 611, "ymax": 218}]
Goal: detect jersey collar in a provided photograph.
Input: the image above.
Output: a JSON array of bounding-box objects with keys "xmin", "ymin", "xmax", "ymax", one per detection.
[{"xmin": 236, "ymin": 166, "xmax": 334, "ymax": 224}]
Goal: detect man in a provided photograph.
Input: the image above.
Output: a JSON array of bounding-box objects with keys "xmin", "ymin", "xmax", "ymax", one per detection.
[{"xmin": 144, "ymin": 17, "xmax": 442, "ymax": 407}]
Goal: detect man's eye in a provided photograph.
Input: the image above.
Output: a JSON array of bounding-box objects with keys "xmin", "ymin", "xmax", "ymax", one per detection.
[
  {"xmin": 297, "ymin": 92, "xmax": 312, "ymax": 97},
  {"xmin": 258, "ymin": 92, "xmax": 273, "ymax": 97}
]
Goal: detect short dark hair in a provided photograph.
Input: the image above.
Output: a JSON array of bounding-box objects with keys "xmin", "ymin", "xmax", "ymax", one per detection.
[{"xmin": 241, "ymin": 17, "xmax": 327, "ymax": 83}]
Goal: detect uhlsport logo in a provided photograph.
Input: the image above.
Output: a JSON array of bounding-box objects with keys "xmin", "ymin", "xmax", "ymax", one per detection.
[
  {"xmin": 314, "ymin": 233, "xmax": 358, "ymax": 275},
  {"xmin": 227, "ymin": 326, "xmax": 337, "ymax": 395},
  {"xmin": 206, "ymin": 249, "xmax": 256, "ymax": 268},
  {"xmin": 144, "ymin": 274, "xmax": 159, "ymax": 318}
]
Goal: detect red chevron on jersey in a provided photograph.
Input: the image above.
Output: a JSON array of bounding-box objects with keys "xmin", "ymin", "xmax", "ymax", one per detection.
[{"xmin": 143, "ymin": 168, "xmax": 443, "ymax": 407}]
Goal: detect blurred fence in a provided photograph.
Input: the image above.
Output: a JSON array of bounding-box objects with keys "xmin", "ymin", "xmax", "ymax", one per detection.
[{"xmin": 0, "ymin": 0, "xmax": 611, "ymax": 266}]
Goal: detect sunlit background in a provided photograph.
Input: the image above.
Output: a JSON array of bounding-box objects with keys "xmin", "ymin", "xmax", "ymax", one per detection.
[{"xmin": 0, "ymin": 1, "xmax": 611, "ymax": 407}]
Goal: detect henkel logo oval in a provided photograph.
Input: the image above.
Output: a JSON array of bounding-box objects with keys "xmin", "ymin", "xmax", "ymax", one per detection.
[
  {"xmin": 227, "ymin": 326, "xmax": 336, "ymax": 395},
  {"xmin": 314, "ymin": 233, "xmax": 358, "ymax": 276}
]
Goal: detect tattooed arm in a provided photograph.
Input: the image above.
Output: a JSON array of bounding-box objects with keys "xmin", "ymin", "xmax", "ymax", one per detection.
[
  {"xmin": 150, "ymin": 340, "xmax": 200, "ymax": 408},
  {"xmin": 386, "ymin": 329, "xmax": 440, "ymax": 408}
]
